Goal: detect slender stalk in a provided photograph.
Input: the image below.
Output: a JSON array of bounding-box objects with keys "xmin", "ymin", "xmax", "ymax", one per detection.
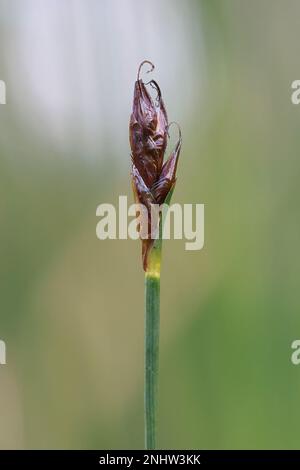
[
  {"xmin": 144, "ymin": 222, "xmax": 162, "ymax": 450},
  {"xmin": 144, "ymin": 271, "xmax": 160, "ymax": 449}
]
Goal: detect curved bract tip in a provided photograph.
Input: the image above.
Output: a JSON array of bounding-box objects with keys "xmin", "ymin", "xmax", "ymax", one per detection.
[
  {"xmin": 137, "ymin": 60, "xmax": 155, "ymax": 81},
  {"xmin": 147, "ymin": 80, "xmax": 162, "ymax": 106},
  {"xmin": 167, "ymin": 121, "xmax": 182, "ymax": 142}
]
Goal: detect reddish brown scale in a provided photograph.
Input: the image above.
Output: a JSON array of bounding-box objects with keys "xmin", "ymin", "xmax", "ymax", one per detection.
[{"xmin": 129, "ymin": 61, "xmax": 182, "ymax": 270}]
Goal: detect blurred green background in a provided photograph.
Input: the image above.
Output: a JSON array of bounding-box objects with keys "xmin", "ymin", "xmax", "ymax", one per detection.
[{"xmin": 0, "ymin": 0, "xmax": 300, "ymax": 449}]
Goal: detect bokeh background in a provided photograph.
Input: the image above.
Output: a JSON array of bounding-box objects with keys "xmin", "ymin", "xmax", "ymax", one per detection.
[{"xmin": 0, "ymin": 0, "xmax": 300, "ymax": 449}]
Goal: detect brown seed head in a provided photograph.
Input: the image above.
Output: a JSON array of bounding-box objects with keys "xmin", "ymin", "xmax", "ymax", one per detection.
[{"xmin": 129, "ymin": 61, "xmax": 182, "ymax": 270}]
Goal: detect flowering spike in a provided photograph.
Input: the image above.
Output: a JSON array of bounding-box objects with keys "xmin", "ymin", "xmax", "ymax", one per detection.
[{"xmin": 129, "ymin": 61, "xmax": 181, "ymax": 271}]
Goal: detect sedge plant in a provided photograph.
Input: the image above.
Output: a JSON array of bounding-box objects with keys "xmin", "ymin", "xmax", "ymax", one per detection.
[{"xmin": 129, "ymin": 61, "xmax": 182, "ymax": 450}]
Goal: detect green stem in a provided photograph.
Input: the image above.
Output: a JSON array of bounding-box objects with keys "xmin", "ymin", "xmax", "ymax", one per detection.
[
  {"xmin": 145, "ymin": 270, "xmax": 160, "ymax": 450},
  {"xmin": 144, "ymin": 221, "xmax": 162, "ymax": 450},
  {"xmin": 144, "ymin": 189, "xmax": 174, "ymax": 449}
]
